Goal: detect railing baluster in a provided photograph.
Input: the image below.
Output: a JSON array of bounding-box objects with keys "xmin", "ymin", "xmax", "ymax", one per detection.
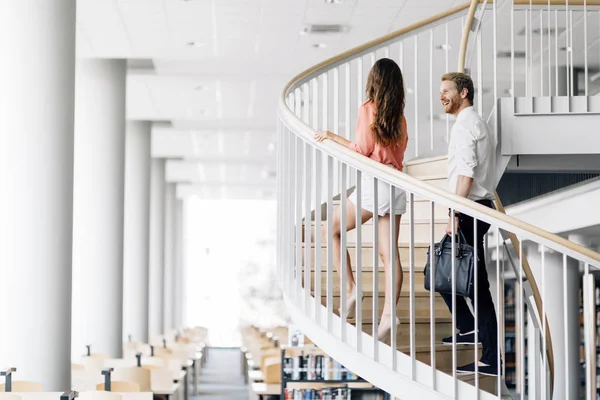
[
  {"xmin": 474, "ymin": 218, "xmax": 479, "ymax": 393},
  {"xmin": 570, "ymin": 9, "xmax": 574, "ymax": 96},
  {"xmin": 399, "ymin": 41, "xmax": 404, "ymax": 76},
  {"xmin": 345, "ymin": 63, "xmax": 350, "ymax": 140},
  {"xmin": 327, "ymin": 155, "xmax": 334, "ymax": 332},
  {"xmin": 390, "ymin": 185, "xmax": 397, "ymax": 371},
  {"xmin": 304, "ymin": 142, "xmax": 312, "ymax": 315},
  {"xmin": 314, "ymin": 149, "xmax": 322, "ymax": 323},
  {"xmin": 566, "ymin": 2, "xmax": 570, "ymax": 97},
  {"xmin": 477, "ymin": 23, "xmax": 483, "ymax": 116},
  {"xmin": 584, "ymin": 0, "xmax": 589, "ymax": 96},
  {"xmin": 357, "ymin": 57, "xmax": 363, "ymax": 107},
  {"xmin": 288, "ymin": 129, "xmax": 295, "ymax": 297},
  {"xmin": 496, "ymin": 227, "xmax": 502, "ymax": 399},
  {"xmin": 518, "ymin": 237, "xmax": 525, "ymax": 400},
  {"xmin": 555, "ymin": 10, "xmax": 559, "ymax": 96},
  {"xmin": 547, "ymin": 4, "xmax": 551, "ymax": 97},
  {"xmin": 529, "ymin": 2, "xmax": 533, "ymax": 97},
  {"xmin": 525, "ymin": 9, "xmax": 529, "ymax": 97},
  {"xmin": 408, "ymin": 192, "xmax": 415, "ymax": 379},
  {"xmin": 584, "ymin": 262, "xmax": 595, "ymax": 400},
  {"xmin": 445, "ymin": 23, "xmax": 450, "ymax": 143},
  {"xmin": 302, "ymin": 83, "xmax": 309, "ymax": 123},
  {"xmin": 356, "ymin": 170, "xmax": 363, "ymax": 353},
  {"xmin": 540, "ymin": 10, "xmax": 544, "ymax": 97},
  {"xmin": 428, "ymin": 201, "xmax": 436, "ymax": 389},
  {"xmin": 563, "ymin": 253, "xmax": 569, "ymax": 399},
  {"xmin": 295, "ymin": 136, "xmax": 303, "ymax": 305},
  {"xmin": 341, "ymin": 164, "xmax": 348, "ymax": 342},
  {"xmin": 450, "ymin": 209, "xmax": 457, "ymax": 399},
  {"xmin": 511, "ymin": 4, "xmax": 515, "ymax": 99},
  {"xmin": 429, "ymin": 29, "xmax": 434, "ymax": 151},
  {"xmin": 384, "ymin": 46, "xmax": 390, "ymax": 58},
  {"xmin": 373, "ymin": 177, "xmax": 379, "ymax": 362},
  {"xmin": 313, "ymin": 78, "xmax": 319, "ymax": 132},
  {"xmin": 414, "ymin": 35, "xmax": 419, "ymax": 157}
]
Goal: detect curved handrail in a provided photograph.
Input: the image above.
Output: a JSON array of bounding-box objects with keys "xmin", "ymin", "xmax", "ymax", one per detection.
[{"xmin": 278, "ymin": 0, "xmax": 600, "ymax": 397}]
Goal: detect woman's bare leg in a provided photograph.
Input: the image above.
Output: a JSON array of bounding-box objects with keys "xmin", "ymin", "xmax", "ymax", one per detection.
[
  {"xmin": 376, "ymin": 213, "xmax": 403, "ymax": 339},
  {"xmin": 323, "ymin": 198, "xmax": 372, "ymax": 293}
]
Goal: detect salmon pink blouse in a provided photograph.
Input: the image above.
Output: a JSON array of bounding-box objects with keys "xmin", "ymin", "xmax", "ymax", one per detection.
[{"xmin": 348, "ymin": 100, "xmax": 408, "ymax": 172}]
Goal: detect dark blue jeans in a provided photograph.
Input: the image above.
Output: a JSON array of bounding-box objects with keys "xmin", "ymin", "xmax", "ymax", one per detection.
[{"xmin": 440, "ymin": 199, "xmax": 499, "ymax": 365}]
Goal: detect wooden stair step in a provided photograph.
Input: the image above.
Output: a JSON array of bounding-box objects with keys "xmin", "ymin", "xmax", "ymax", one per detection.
[
  {"xmin": 359, "ymin": 317, "xmax": 454, "ymax": 345},
  {"xmin": 327, "ymin": 295, "xmax": 451, "ymax": 319},
  {"xmin": 305, "ymin": 220, "xmax": 446, "ymax": 244},
  {"xmin": 405, "ymin": 155, "xmax": 448, "ymax": 178},
  {"xmin": 302, "ymin": 242, "xmax": 430, "ymax": 270}
]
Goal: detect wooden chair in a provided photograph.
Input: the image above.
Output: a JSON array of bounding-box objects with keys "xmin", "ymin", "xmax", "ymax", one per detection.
[
  {"xmin": 262, "ymin": 357, "xmax": 281, "ymax": 384},
  {"xmin": 95, "ymin": 382, "xmax": 140, "ymax": 392},
  {"xmin": 0, "ymin": 381, "xmax": 43, "ymax": 392},
  {"xmin": 111, "ymin": 368, "xmax": 151, "ymax": 392}
]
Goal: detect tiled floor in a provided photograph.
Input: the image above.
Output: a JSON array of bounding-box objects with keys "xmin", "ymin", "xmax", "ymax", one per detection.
[{"xmin": 193, "ymin": 347, "xmax": 249, "ymax": 400}]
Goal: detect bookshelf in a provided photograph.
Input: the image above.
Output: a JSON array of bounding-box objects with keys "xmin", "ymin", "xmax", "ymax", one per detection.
[{"xmin": 279, "ymin": 345, "xmax": 390, "ymax": 399}]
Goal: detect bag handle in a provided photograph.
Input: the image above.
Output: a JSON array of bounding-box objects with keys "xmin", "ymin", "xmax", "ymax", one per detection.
[{"xmin": 436, "ymin": 230, "xmax": 467, "ymax": 258}]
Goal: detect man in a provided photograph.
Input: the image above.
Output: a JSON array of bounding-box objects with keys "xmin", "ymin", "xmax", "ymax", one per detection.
[{"xmin": 439, "ymin": 72, "xmax": 499, "ymax": 376}]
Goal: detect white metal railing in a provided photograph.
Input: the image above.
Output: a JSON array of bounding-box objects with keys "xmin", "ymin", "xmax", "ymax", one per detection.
[{"xmin": 276, "ymin": 1, "xmax": 600, "ymax": 399}]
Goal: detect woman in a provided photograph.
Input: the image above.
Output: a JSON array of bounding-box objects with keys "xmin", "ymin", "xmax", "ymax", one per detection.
[{"xmin": 314, "ymin": 58, "xmax": 408, "ymax": 342}]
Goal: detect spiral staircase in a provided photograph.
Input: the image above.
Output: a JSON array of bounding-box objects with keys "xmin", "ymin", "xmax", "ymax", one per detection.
[{"xmin": 277, "ymin": 0, "xmax": 600, "ymax": 399}]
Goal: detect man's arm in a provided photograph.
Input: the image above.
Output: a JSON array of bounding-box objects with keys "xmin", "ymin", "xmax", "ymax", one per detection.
[{"xmin": 455, "ymin": 175, "xmax": 474, "ymax": 198}]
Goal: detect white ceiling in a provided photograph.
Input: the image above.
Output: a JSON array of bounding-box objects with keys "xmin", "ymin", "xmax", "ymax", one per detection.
[{"xmin": 77, "ymin": 0, "xmax": 467, "ymax": 199}]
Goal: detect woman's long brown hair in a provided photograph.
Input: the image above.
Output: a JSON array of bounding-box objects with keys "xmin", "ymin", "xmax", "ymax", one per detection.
[{"xmin": 365, "ymin": 58, "xmax": 405, "ymax": 147}]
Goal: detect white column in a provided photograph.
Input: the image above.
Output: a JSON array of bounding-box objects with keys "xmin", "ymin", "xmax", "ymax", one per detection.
[
  {"xmin": 181, "ymin": 198, "xmax": 189, "ymax": 329},
  {"xmin": 149, "ymin": 159, "xmax": 166, "ymax": 340},
  {"xmin": 173, "ymin": 198, "xmax": 185, "ymax": 330},
  {"xmin": 123, "ymin": 121, "xmax": 151, "ymax": 343},
  {"xmin": 72, "ymin": 59, "xmax": 127, "ymax": 358},
  {"xmin": 0, "ymin": 1, "xmax": 76, "ymax": 390},
  {"xmin": 525, "ymin": 243, "xmax": 580, "ymax": 400},
  {"xmin": 163, "ymin": 184, "xmax": 176, "ymax": 334}
]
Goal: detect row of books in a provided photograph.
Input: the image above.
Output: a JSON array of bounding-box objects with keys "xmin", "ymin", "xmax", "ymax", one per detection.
[
  {"xmin": 283, "ymin": 354, "xmax": 358, "ymax": 381},
  {"xmin": 283, "ymin": 388, "xmax": 352, "ymax": 399}
]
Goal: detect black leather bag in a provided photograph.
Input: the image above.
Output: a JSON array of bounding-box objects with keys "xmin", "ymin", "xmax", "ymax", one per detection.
[{"xmin": 424, "ymin": 231, "xmax": 476, "ymax": 297}]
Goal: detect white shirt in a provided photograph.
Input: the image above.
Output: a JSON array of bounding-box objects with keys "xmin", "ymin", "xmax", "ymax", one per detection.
[{"xmin": 447, "ymin": 106, "xmax": 497, "ymax": 201}]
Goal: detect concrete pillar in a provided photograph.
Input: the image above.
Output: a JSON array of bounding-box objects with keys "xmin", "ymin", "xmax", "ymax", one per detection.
[
  {"xmin": 163, "ymin": 184, "xmax": 176, "ymax": 333},
  {"xmin": 149, "ymin": 159, "xmax": 166, "ymax": 339},
  {"xmin": 72, "ymin": 59, "xmax": 127, "ymax": 358},
  {"xmin": 525, "ymin": 243, "xmax": 580, "ymax": 400},
  {"xmin": 173, "ymin": 198, "xmax": 185, "ymax": 330},
  {"xmin": 123, "ymin": 121, "xmax": 151, "ymax": 343},
  {"xmin": 0, "ymin": 0, "xmax": 76, "ymax": 390}
]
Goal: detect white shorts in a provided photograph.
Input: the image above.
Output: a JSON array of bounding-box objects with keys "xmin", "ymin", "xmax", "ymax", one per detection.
[{"xmin": 348, "ymin": 173, "xmax": 407, "ymax": 216}]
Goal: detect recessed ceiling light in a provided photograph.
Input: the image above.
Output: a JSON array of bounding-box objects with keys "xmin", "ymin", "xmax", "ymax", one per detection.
[
  {"xmin": 187, "ymin": 41, "xmax": 204, "ymax": 47},
  {"xmin": 406, "ymin": 88, "xmax": 414, "ymax": 94},
  {"xmin": 194, "ymin": 85, "xmax": 206, "ymax": 91},
  {"xmin": 313, "ymin": 43, "xmax": 327, "ymax": 49},
  {"xmin": 267, "ymin": 143, "xmax": 275, "ymax": 152}
]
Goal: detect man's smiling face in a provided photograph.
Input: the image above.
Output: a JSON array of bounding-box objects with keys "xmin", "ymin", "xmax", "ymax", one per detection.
[{"xmin": 440, "ymin": 80, "xmax": 463, "ymax": 115}]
